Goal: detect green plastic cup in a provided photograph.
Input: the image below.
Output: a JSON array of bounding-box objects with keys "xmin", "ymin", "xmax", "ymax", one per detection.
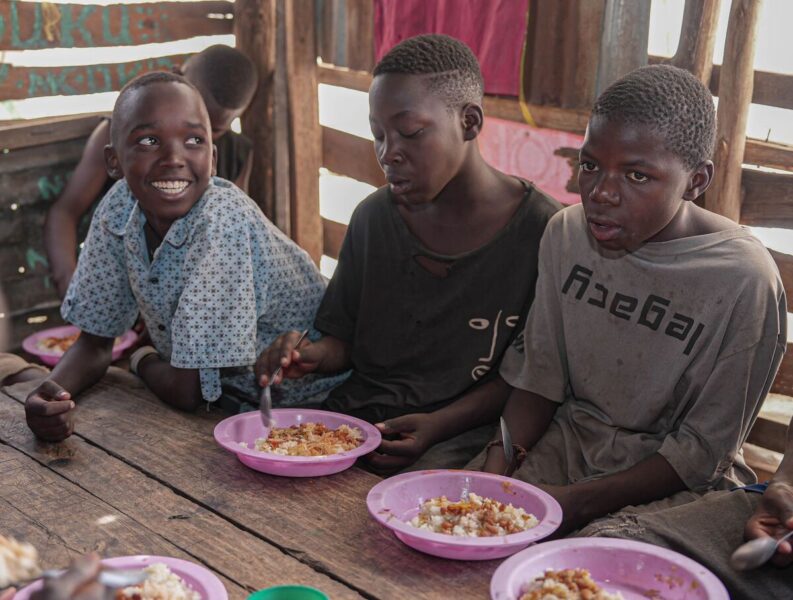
[{"xmin": 246, "ymin": 585, "xmax": 329, "ymax": 600}]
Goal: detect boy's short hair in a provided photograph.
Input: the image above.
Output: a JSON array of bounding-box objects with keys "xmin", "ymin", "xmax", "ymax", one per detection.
[
  {"xmin": 373, "ymin": 34, "xmax": 484, "ymax": 109},
  {"xmin": 110, "ymin": 72, "xmax": 199, "ymax": 145},
  {"xmin": 592, "ymin": 65, "xmax": 716, "ymax": 169},
  {"xmin": 184, "ymin": 45, "xmax": 258, "ymax": 110}
]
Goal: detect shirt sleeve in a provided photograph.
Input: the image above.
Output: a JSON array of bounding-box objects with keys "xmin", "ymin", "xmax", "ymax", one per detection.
[
  {"xmin": 499, "ymin": 220, "xmax": 569, "ymax": 403},
  {"xmin": 61, "ymin": 194, "xmax": 138, "ymax": 337},
  {"xmin": 314, "ymin": 210, "xmax": 362, "ymax": 343},
  {"xmin": 658, "ymin": 288, "xmax": 787, "ymax": 491}
]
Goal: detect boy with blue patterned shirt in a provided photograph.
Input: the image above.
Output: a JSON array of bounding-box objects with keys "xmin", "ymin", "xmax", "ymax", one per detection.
[{"xmin": 24, "ymin": 72, "xmax": 337, "ymax": 442}]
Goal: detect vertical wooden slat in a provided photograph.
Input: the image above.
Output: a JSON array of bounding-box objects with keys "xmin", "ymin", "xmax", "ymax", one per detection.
[
  {"xmin": 344, "ymin": 0, "xmax": 374, "ymax": 72},
  {"xmin": 669, "ymin": 0, "xmax": 722, "ymax": 85},
  {"xmin": 285, "ymin": 0, "xmax": 323, "ymax": 263},
  {"xmin": 594, "ymin": 0, "xmax": 651, "ymax": 96},
  {"xmin": 706, "ymin": 0, "xmax": 763, "ymax": 222},
  {"xmin": 273, "ymin": 0, "xmax": 291, "ymax": 234},
  {"xmin": 234, "ymin": 0, "xmax": 277, "ymax": 218}
]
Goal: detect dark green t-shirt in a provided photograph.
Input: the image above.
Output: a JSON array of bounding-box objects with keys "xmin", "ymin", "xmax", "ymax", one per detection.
[{"xmin": 316, "ymin": 182, "xmax": 561, "ymax": 422}]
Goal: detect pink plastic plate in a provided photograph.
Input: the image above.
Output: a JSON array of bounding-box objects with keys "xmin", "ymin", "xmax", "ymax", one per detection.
[
  {"xmin": 490, "ymin": 538, "xmax": 729, "ymax": 599},
  {"xmin": 214, "ymin": 409, "xmax": 382, "ymax": 477},
  {"xmin": 22, "ymin": 325, "xmax": 138, "ymax": 366},
  {"xmin": 14, "ymin": 555, "xmax": 227, "ymax": 600},
  {"xmin": 366, "ymin": 470, "xmax": 562, "ymax": 560}
]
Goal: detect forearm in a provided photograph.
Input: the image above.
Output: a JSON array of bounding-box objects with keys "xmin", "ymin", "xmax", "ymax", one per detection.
[
  {"xmin": 502, "ymin": 388, "xmax": 558, "ymax": 449},
  {"xmin": 313, "ymin": 335, "xmax": 352, "ymax": 373},
  {"xmin": 137, "ymin": 355, "xmax": 203, "ymax": 411},
  {"xmin": 43, "ymin": 206, "xmax": 80, "ymax": 297},
  {"xmin": 565, "ymin": 453, "xmax": 686, "ymax": 528},
  {"xmin": 424, "ymin": 376, "xmax": 511, "ymax": 445},
  {"xmin": 49, "ymin": 333, "xmax": 113, "ymax": 396}
]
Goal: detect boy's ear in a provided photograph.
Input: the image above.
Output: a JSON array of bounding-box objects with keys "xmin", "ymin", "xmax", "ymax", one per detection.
[
  {"xmin": 683, "ymin": 160, "xmax": 714, "ymax": 201},
  {"xmin": 104, "ymin": 145, "xmax": 123, "ymax": 180},
  {"xmin": 461, "ymin": 103, "xmax": 484, "ymax": 141},
  {"xmin": 172, "ymin": 63, "xmax": 184, "ymax": 76}
]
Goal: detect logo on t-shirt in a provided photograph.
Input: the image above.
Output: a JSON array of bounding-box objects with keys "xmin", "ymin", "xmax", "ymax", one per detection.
[
  {"xmin": 468, "ymin": 310, "xmax": 520, "ymax": 380},
  {"xmin": 562, "ymin": 264, "xmax": 705, "ymax": 356}
]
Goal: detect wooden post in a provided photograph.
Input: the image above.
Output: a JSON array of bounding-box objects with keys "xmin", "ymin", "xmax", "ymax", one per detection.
[
  {"xmin": 285, "ymin": 0, "xmax": 323, "ymax": 263},
  {"xmin": 234, "ymin": 0, "xmax": 277, "ymax": 218},
  {"xmin": 670, "ymin": 0, "xmax": 722, "ymax": 85},
  {"xmin": 345, "ymin": 0, "xmax": 374, "ymax": 72},
  {"xmin": 272, "ymin": 0, "xmax": 291, "ymax": 234},
  {"xmin": 707, "ymin": 0, "xmax": 762, "ymax": 222},
  {"xmin": 594, "ymin": 0, "xmax": 651, "ymax": 96}
]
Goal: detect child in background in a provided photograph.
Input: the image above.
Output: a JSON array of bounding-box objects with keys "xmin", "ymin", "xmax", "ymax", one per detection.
[
  {"xmin": 24, "ymin": 72, "xmax": 338, "ymax": 442},
  {"xmin": 477, "ymin": 65, "xmax": 786, "ymax": 534},
  {"xmin": 44, "ymin": 45, "xmax": 258, "ymax": 299},
  {"xmin": 257, "ymin": 35, "xmax": 560, "ymax": 472}
]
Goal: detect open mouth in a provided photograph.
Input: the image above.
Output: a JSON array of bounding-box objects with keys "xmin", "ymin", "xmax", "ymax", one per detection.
[
  {"xmin": 587, "ymin": 218, "xmax": 622, "ymax": 242},
  {"xmin": 151, "ymin": 180, "xmax": 190, "ymax": 195},
  {"xmin": 386, "ymin": 176, "xmax": 411, "ymax": 195}
]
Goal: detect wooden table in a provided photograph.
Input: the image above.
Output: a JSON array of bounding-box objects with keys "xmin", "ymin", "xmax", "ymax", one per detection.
[{"xmin": 0, "ymin": 368, "xmax": 499, "ymax": 599}]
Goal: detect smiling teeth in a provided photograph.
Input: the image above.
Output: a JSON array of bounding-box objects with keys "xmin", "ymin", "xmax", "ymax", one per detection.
[{"xmin": 152, "ymin": 180, "xmax": 189, "ymax": 194}]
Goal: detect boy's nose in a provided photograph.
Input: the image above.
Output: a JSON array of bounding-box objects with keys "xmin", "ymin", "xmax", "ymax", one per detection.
[
  {"xmin": 377, "ymin": 138, "xmax": 403, "ymax": 166},
  {"xmin": 159, "ymin": 141, "xmax": 186, "ymax": 166},
  {"xmin": 590, "ymin": 175, "xmax": 620, "ymax": 205}
]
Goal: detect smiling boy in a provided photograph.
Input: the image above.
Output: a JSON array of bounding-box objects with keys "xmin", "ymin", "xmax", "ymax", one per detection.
[
  {"xmin": 257, "ymin": 35, "xmax": 560, "ymax": 472},
  {"xmin": 479, "ymin": 65, "xmax": 787, "ymax": 534},
  {"xmin": 24, "ymin": 72, "xmax": 337, "ymax": 441}
]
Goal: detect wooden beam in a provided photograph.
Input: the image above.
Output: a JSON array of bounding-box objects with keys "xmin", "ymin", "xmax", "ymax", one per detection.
[
  {"xmin": 707, "ymin": 0, "xmax": 762, "ymax": 222},
  {"xmin": 321, "ymin": 126, "xmax": 382, "ymax": 187},
  {"xmin": 235, "ymin": 0, "xmax": 277, "ymax": 217},
  {"xmin": 344, "ymin": 0, "xmax": 374, "ymax": 72},
  {"xmin": 669, "ymin": 0, "xmax": 722, "ymax": 85},
  {"xmin": 0, "ymin": 55, "xmax": 191, "ymax": 100},
  {"xmin": 322, "ymin": 217, "xmax": 346, "ymax": 259},
  {"xmin": 0, "ymin": 113, "xmax": 104, "ymax": 151},
  {"xmin": 710, "ymin": 65, "xmax": 793, "ymax": 112},
  {"xmin": 768, "ymin": 250, "xmax": 793, "ymax": 313},
  {"xmin": 744, "ymin": 139, "xmax": 793, "ymax": 173},
  {"xmin": 0, "ymin": 1, "xmax": 232, "ymax": 50},
  {"xmin": 740, "ymin": 169, "xmax": 793, "ymax": 229},
  {"xmin": 285, "ymin": 0, "xmax": 323, "ymax": 263},
  {"xmin": 317, "ymin": 62, "xmax": 370, "ymax": 91},
  {"xmin": 594, "ymin": 0, "xmax": 651, "ymax": 96},
  {"xmin": 772, "ymin": 347, "xmax": 793, "ymax": 398}
]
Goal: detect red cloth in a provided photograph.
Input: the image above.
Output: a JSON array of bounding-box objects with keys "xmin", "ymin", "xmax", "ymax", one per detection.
[{"xmin": 373, "ymin": 0, "xmax": 528, "ymax": 96}]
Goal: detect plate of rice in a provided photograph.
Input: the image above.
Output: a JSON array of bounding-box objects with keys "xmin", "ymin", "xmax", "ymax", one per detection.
[
  {"xmin": 14, "ymin": 555, "xmax": 226, "ymax": 600},
  {"xmin": 213, "ymin": 409, "xmax": 381, "ymax": 477},
  {"xmin": 490, "ymin": 538, "xmax": 728, "ymax": 600},
  {"xmin": 366, "ymin": 470, "xmax": 562, "ymax": 560},
  {"xmin": 22, "ymin": 325, "xmax": 138, "ymax": 366}
]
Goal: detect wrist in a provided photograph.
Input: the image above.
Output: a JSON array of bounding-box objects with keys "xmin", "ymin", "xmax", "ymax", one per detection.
[{"xmin": 129, "ymin": 345, "xmax": 159, "ymax": 375}]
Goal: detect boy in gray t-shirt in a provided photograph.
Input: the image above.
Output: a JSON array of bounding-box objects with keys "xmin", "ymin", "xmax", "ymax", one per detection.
[{"xmin": 476, "ymin": 65, "xmax": 787, "ymax": 535}]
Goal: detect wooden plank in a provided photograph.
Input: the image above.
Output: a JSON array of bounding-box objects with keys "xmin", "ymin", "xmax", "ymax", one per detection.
[
  {"xmin": 344, "ymin": 0, "xmax": 374, "ymax": 72},
  {"xmin": 769, "ymin": 250, "xmax": 793, "ymax": 313},
  {"xmin": 772, "ymin": 347, "xmax": 793, "ymax": 398},
  {"xmin": 2, "ymin": 378, "xmax": 497, "ymax": 599},
  {"xmin": 321, "ymin": 126, "xmax": 383, "ymax": 187},
  {"xmin": 272, "ymin": 0, "xmax": 292, "ymax": 234},
  {"xmin": 707, "ymin": 0, "xmax": 762, "ymax": 222},
  {"xmin": 285, "ymin": 0, "xmax": 323, "ymax": 263},
  {"xmin": 744, "ymin": 139, "xmax": 793, "ymax": 173},
  {"xmin": 235, "ymin": 0, "xmax": 277, "ymax": 219},
  {"xmin": 317, "ymin": 62, "xmax": 370, "ymax": 91},
  {"xmin": 747, "ymin": 415, "xmax": 789, "ymax": 455},
  {"xmin": 0, "ymin": 440, "xmax": 247, "ymax": 598},
  {"xmin": 594, "ymin": 0, "xmax": 651, "ymax": 96},
  {"xmin": 0, "ymin": 54, "xmax": 191, "ymax": 100},
  {"xmin": 740, "ymin": 169, "xmax": 793, "ymax": 229},
  {"xmin": 0, "ymin": 113, "xmax": 104, "ymax": 151},
  {"xmin": 0, "ymin": 1, "xmax": 232, "ymax": 50},
  {"xmin": 710, "ymin": 65, "xmax": 793, "ymax": 112},
  {"xmin": 667, "ymin": 0, "xmax": 722, "ymax": 85},
  {"xmin": 0, "ymin": 388, "xmax": 364, "ymax": 599},
  {"xmin": 322, "ymin": 217, "xmax": 346, "ymax": 259}
]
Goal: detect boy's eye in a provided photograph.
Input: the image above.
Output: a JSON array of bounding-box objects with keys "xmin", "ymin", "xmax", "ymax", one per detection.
[
  {"xmin": 186, "ymin": 136, "xmax": 204, "ymax": 146},
  {"xmin": 579, "ymin": 161, "xmax": 597, "ymax": 173},
  {"xmin": 627, "ymin": 171, "xmax": 649, "ymax": 183},
  {"xmin": 137, "ymin": 136, "xmax": 158, "ymax": 146},
  {"xmin": 402, "ymin": 128, "xmax": 424, "ymax": 138}
]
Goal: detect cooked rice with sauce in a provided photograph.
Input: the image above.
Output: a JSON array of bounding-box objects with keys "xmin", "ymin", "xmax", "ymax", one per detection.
[
  {"xmin": 407, "ymin": 493, "xmax": 538, "ymax": 537},
  {"xmin": 0, "ymin": 535, "xmax": 40, "ymax": 588},
  {"xmin": 520, "ymin": 569, "xmax": 624, "ymax": 600},
  {"xmin": 252, "ymin": 422, "xmax": 363, "ymax": 456},
  {"xmin": 37, "ymin": 332, "xmax": 121, "ymax": 353},
  {"xmin": 116, "ymin": 562, "xmax": 200, "ymax": 600}
]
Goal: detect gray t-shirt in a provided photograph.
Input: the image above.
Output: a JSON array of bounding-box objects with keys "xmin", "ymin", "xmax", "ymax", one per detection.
[
  {"xmin": 501, "ymin": 204, "xmax": 787, "ymax": 491},
  {"xmin": 316, "ymin": 183, "xmax": 561, "ymax": 422}
]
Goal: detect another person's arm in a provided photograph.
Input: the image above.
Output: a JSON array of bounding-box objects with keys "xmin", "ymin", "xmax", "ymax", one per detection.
[
  {"xmin": 43, "ymin": 120, "xmax": 112, "ymax": 299},
  {"xmin": 25, "ymin": 332, "xmax": 113, "ymax": 441},
  {"xmin": 31, "ymin": 553, "xmax": 111, "ymax": 600},
  {"xmin": 255, "ymin": 331, "xmax": 351, "ymax": 385},
  {"xmin": 745, "ymin": 422, "xmax": 793, "ymax": 566},
  {"xmin": 133, "ymin": 350, "xmax": 203, "ymax": 411}
]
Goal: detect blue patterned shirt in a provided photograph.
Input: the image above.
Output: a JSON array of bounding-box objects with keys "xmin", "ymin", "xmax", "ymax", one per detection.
[{"xmin": 63, "ymin": 177, "xmax": 343, "ymax": 405}]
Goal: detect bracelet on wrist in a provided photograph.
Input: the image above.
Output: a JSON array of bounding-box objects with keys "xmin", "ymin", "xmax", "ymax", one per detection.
[
  {"xmin": 129, "ymin": 345, "xmax": 159, "ymax": 375},
  {"xmin": 485, "ymin": 439, "xmax": 528, "ymax": 466}
]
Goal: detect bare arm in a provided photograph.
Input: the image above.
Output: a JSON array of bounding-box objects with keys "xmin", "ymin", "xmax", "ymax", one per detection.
[
  {"xmin": 135, "ymin": 354, "xmax": 204, "ymax": 411},
  {"xmin": 44, "ymin": 120, "xmax": 113, "ymax": 298},
  {"xmin": 233, "ymin": 150, "xmax": 253, "ymax": 194},
  {"xmin": 255, "ymin": 332, "xmax": 352, "ymax": 385}
]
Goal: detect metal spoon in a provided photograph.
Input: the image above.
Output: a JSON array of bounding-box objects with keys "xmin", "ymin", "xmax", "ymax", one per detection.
[
  {"xmin": 730, "ymin": 529, "xmax": 793, "ymax": 571},
  {"xmin": 4, "ymin": 568, "xmax": 147, "ymax": 591},
  {"xmin": 259, "ymin": 329, "xmax": 309, "ymax": 428},
  {"xmin": 500, "ymin": 416, "xmax": 514, "ymax": 476}
]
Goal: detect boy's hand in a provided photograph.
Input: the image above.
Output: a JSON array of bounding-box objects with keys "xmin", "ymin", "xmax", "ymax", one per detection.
[
  {"xmin": 25, "ymin": 380, "xmax": 75, "ymax": 442},
  {"xmin": 255, "ymin": 331, "xmax": 322, "ymax": 385},
  {"xmin": 31, "ymin": 553, "xmax": 111, "ymax": 599},
  {"xmin": 365, "ymin": 413, "xmax": 440, "ymax": 473},
  {"xmin": 745, "ymin": 481, "xmax": 793, "ymax": 567}
]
